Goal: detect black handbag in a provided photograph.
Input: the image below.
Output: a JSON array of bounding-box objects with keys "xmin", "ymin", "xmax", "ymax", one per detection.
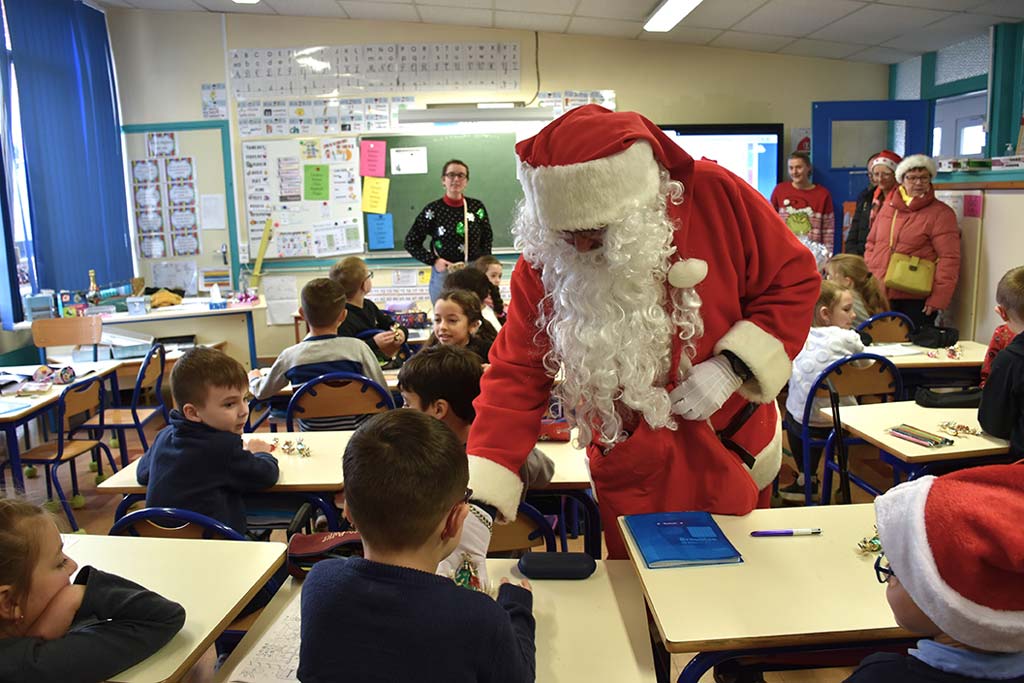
[
  {"xmin": 914, "ymin": 386, "xmax": 982, "ymax": 409},
  {"xmin": 910, "ymin": 325, "xmax": 959, "ymax": 348}
]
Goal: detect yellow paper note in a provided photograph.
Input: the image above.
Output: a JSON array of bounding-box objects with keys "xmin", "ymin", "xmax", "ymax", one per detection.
[
  {"xmin": 417, "ymin": 269, "xmax": 430, "ymax": 285},
  {"xmin": 361, "ymin": 176, "xmax": 390, "ymax": 214}
]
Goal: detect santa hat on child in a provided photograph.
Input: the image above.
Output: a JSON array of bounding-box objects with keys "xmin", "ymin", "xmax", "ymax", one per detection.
[
  {"xmin": 875, "ymin": 465, "xmax": 1024, "ymax": 652},
  {"xmin": 869, "ymin": 150, "xmax": 901, "ymax": 174},
  {"xmin": 514, "ymin": 104, "xmax": 694, "ymax": 234},
  {"xmin": 895, "ymin": 153, "xmax": 938, "ymax": 182}
]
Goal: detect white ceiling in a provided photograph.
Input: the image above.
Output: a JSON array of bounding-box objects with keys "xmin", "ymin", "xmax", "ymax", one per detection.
[{"xmin": 96, "ymin": 0, "xmax": 1024, "ymax": 64}]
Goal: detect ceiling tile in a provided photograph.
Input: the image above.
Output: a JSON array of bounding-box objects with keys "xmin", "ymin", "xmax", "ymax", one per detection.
[
  {"xmin": 263, "ymin": 0, "xmax": 347, "ymax": 17},
  {"xmin": 639, "ymin": 25, "xmax": 721, "ymax": 44},
  {"xmin": 881, "ymin": 11, "xmax": 1000, "ymax": 51},
  {"xmin": 339, "ymin": 1, "xmax": 419, "ymax": 21},
  {"xmin": 809, "ymin": 4, "xmax": 951, "ymax": 44},
  {"xmin": 778, "ymin": 37, "xmax": 867, "ymax": 59},
  {"xmin": 733, "ymin": 0, "xmax": 867, "ymax": 37},
  {"xmin": 495, "ymin": 0, "xmax": 576, "ymax": 12},
  {"xmin": 493, "ymin": 10, "xmax": 570, "ymax": 32},
  {"xmin": 845, "ymin": 46, "xmax": 919, "ymax": 64},
  {"xmin": 417, "ymin": 0, "xmax": 492, "ymax": 8},
  {"xmin": 567, "ymin": 16, "xmax": 644, "ymax": 38},
  {"xmin": 679, "ymin": 0, "xmax": 771, "ymax": 29},
  {"xmin": 417, "ymin": 5, "xmax": 492, "ymax": 27},
  {"xmin": 708, "ymin": 30, "xmax": 794, "ymax": 52},
  {"xmin": 871, "ymin": 0, "xmax": 986, "ymax": 9},
  {"xmin": 969, "ymin": 0, "xmax": 1024, "ymax": 18},
  {"xmin": 120, "ymin": 0, "xmax": 206, "ymax": 9},
  {"xmin": 95, "ymin": 0, "xmax": 137, "ymax": 8},
  {"xmin": 574, "ymin": 0, "xmax": 657, "ymax": 22},
  {"xmin": 193, "ymin": 0, "xmax": 276, "ymax": 12}
]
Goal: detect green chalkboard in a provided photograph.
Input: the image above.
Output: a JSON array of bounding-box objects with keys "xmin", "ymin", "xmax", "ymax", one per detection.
[{"xmin": 364, "ymin": 133, "xmax": 522, "ymax": 252}]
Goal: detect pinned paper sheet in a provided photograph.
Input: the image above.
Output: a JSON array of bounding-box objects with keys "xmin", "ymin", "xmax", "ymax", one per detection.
[
  {"xmin": 359, "ymin": 139, "xmax": 386, "ymax": 177},
  {"xmin": 303, "ymin": 165, "xmax": 329, "ymax": 201},
  {"xmin": 963, "ymin": 194, "xmax": 983, "ymax": 218},
  {"xmin": 361, "ymin": 176, "xmax": 390, "ymax": 214},
  {"xmin": 390, "ymin": 146, "xmax": 428, "ymax": 175},
  {"xmin": 367, "ymin": 213, "xmax": 395, "ymax": 249}
]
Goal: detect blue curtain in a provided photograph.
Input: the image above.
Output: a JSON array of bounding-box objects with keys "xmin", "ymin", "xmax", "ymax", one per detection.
[{"xmin": 6, "ymin": 0, "xmax": 131, "ymax": 293}]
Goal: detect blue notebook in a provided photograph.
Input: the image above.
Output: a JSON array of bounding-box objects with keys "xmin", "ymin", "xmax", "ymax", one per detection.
[{"xmin": 624, "ymin": 511, "xmax": 743, "ymax": 569}]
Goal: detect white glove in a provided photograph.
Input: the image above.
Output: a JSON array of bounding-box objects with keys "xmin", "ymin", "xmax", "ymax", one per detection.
[
  {"xmin": 436, "ymin": 504, "xmax": 492, "ymax": 591},
  {"xmin": 669, "ymin": 355, "xmax": 743, "ymax": 421}
]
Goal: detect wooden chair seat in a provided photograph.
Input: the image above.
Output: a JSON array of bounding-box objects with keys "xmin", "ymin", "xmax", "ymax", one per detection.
[
  {"xmin": 21, "ymin": 439, "xmax": 104, "ymax": 463},
  {"xmin": 226, "ymin": 609, "xmax": 262, "ymax": 632},
  {"xmin": 84, "ymin": 407, "xmax": 160, "ymax": 426}
]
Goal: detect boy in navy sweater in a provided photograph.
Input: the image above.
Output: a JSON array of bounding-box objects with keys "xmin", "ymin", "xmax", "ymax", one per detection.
[
  {"xmin": 137, "ymin": 346, "xmax": 278, "ymax": 536},
  {"xmin": 298, "ymin": 410, "xmax": 536, "ymax": 683},
  {"xmin": 978, "ymin": 265, "xmax": 1024, "ymax": 459}
]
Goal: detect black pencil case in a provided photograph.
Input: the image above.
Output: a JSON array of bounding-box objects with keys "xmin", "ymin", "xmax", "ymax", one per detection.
[{"xmin": 517, "ymin": 552, "xmax": 596, "ymax": 580}]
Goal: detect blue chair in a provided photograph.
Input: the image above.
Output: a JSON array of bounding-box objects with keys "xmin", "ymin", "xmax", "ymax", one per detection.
[
  {"xmin": 83, "ymin": 344, "xmax": 169, "ymax": 465},
  {"xmin": 856, "ymin": 311, "xmax": 915, "ymax": 343},
  {"xmin": 355, "ymin": 327, "xmax": 416, "ymax": 360},
  {"xmin": 285, "ymin": 371, "xmax": 395, "ymax": 432},
  {"xmin": 784, "ymin": 353, "xmax": 903, "ymax": 506},
  {"xmin": 2, "ymin": 376, "xmax": 119, "ymax": 531},
  {"xmin": 109, "ymin": 506, "xmax": 245, "ymax": 540},
  {"xmin": 488, "ymin": 502, "xmax": 557, "ymax": 553}
]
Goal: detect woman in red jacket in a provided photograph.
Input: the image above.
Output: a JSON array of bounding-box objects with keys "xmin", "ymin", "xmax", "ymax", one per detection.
[{"xmin": 864, "ymin": 154, "xmax": 960, "ymax": 329}]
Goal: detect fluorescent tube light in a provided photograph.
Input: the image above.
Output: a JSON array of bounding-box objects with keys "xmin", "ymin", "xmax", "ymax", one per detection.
[
  {"xmin": 232, "ymin": 0, "xmax": 261, "ymax": 4},
  {"xmin": 644, "ymin": 0, "xmax": 702, "ymax": 32},
  {"xmin": 398, "ymin": 107, "xmax": 553, "ymax": 124}
]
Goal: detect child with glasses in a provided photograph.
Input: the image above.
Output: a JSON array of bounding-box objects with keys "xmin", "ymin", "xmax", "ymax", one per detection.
[
  {"xmin": 404, "ymin": 159, "xmax": 494, "ymax": 303},
  {"xmin": 329, "ymin": 256, "xmax": 408, "ymax": 365},
  {"xmin": 848, "ymin": 464, "xmax": 1024, "ymax": 682},
  {"xmin": 298, "ymin": 410, "xmax": 536, "ymax": 682}
]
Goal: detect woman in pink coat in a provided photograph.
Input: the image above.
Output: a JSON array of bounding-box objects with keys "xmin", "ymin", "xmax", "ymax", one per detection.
[{"xmin": 864, "ymin": 154, "xmax": 960, "ymax": 329}]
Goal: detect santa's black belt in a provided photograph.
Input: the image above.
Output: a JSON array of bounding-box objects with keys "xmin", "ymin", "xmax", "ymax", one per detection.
[{"xmin": 715, "ymin": 402, "xmax": 759, "ymax": 469}]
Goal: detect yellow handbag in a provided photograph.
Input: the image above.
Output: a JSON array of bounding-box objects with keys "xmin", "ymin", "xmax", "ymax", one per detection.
[{"xmin": 883, "ymin": 214, "xmax": 935, "ymax": 296}]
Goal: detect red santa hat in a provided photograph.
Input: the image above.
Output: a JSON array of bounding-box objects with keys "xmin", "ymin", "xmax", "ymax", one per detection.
[
  {"xmin": 895, "ymin": 153, "xmax": 938, "ymax": 182},
  {"xmin": 874, "ymin": 465, "xmax": 1024, "ymax": 652},
  {"xmin": 869, "ymin": 150, "xmax": 901, "ymax": 174},
  {"xmin": 514, "ymin": 104, "xmax": 694, "ymax": 233}
]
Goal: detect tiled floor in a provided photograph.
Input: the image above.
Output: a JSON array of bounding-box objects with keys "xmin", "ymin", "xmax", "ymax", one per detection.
[{"xmin": 3, "ymin": 418, "xmax": 887, "ymax": 682}]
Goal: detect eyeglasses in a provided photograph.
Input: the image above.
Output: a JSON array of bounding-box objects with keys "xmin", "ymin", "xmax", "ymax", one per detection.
[
  {"xmin": 461, "ymin": 487, "xmax": 473, "ymax": 505},
  {"xmin": 904, "ymin": 174, "xmax": 931, "ymax": 183},
  {"xmin": 365, "ymin": 270, "xmax": 374, "ymax": 280},
  {"xmin": 874, "ymin": 554, "xmax": 894, "ymax": 584},
  {"xmin": 444, "ymin": 172, "xmax": 467, "ymax": 180}
]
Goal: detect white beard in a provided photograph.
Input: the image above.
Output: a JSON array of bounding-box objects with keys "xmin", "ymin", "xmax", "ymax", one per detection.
[{"xmin": 514, "ymin": 177, "xmax": 704, "ymax": 447}]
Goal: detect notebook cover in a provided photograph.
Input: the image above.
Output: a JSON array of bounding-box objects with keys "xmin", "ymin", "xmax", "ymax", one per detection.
[{"xmin": 624, "ymin": 511, "xmax": 743, "ymax": 569}]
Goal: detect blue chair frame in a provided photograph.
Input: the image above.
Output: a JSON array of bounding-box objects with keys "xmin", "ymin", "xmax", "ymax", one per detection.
[
  {"xmin": 516, "ymin": 501, "xmax": 557, "ymax": 552},
  {"xmin": 109, "ymin": 506, "xmax": 246, "ymax": 540},
  {"xmin": 856, "ymin": 311, "xmax": 915, "ymax": 343},
  {"xmin": 285, "ymin": 371, "xmax": 395, "ymax": 431},
  {"xmin": 785, "ymin": 353, "xmax": 903, "ymax": 505}
]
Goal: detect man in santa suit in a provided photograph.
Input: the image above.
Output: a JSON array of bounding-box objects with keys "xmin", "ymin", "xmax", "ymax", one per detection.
[{"xmin": 450, "ymin": 105, "xmax": 820, "ymax": 571}]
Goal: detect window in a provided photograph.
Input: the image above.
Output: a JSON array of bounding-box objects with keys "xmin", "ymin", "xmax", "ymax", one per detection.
[
  {"xmin": 932, "ymin": 91, "xmax": 987, "ymax": 159},
  {"xmin": 957, "ymin": 119, "xmax": 986, "ymax": 156},
  {"xmin": 932, "ymin": 127, "xmax": 942, "ymax": 158}
]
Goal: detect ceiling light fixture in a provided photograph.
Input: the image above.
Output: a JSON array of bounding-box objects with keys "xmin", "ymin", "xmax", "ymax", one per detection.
[
  {"xmin": 231, "ymin": 0, "xmax": 261, "ymax": 4},
  {"xmin": 643, "ymin": 0, "xmax": 702, "ymax": 33}
]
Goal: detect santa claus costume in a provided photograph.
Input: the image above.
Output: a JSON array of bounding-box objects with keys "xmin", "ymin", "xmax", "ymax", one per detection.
[{"xmin": 467, "ymin": 105, "xmax": 820, "ymax": 558}]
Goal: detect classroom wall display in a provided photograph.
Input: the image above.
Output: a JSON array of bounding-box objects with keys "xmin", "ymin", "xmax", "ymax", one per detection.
[
  {"xmin": 236, "ymin": 95, "xmax": 414, "ymax": 138},
  {"xmin": 242, "ymin": 136, "xmax": 364, "ymax": 260},
  {"xmin": 229, "ymin": 43, "xmax": 520, "ymax": 99},
  {"xmin": 537, "ymin": 90, "xmax": 617, "ymax": 117}
]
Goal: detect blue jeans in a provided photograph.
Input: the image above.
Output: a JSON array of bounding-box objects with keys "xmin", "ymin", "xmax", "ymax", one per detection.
[{"xmin": 429, "ymin": 266, "xmax": 448, "ymax": 304}]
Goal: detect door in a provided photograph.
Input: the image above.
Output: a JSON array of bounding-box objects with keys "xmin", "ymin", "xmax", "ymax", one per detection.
[{"xmin": 811, "ymin": 100, "xmax": 931, "ymax": 255}]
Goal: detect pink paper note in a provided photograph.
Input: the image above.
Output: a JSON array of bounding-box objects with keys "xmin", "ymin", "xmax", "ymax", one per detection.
[
  {"xmin": 963, "ymin": 194, "xmax": 983, "ymax": 218},
  {"xmin": 360, "ymin": 139, "xmax": 386, "ymax": 178}
]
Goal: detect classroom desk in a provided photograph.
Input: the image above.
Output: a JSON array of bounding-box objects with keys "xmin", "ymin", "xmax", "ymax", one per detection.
[
  {"xmin": 64, "ymin": 533, "xmax": 285, "ymax": 683},
  {"xmin": 47, "ymin": 341, "xmax": 227, "ymax": 386},
  {"xmin": 0, "ymin": 360, "xmax": 123, "ymax": 491},
  {"xmin": 98, "ymin": 431, "xmax": 349, "ymax": 529},
  {"xmin": 290, "ymin": 310, "xmax": 431, "ymax": 346},
  {"xmin": 620, "ymin": 504, "xmax": 911, "ymax": 682},
  {"xmin": 215, "ymin": 559, "xmax": 657, "ymax": 683},
  {"xmin": 874, "ymin": 340, "xmax": 986, "ymax": 390},
  {"xmin": 824, "ymin": 401, "xmax": 1010, "ymax": 481},
  {"xmin": 18, "ymin": 298, "xmax": 266, "ymax": 369},
  {"xmin": 532, "ymin": 436, "xmax": 602, "ymax": 559}
]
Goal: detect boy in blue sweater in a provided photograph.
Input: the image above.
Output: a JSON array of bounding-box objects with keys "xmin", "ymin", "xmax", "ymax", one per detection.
[
  {"xmin": 137, "ymin": 346, "xmax": 278, "ymax": 536},
  {"xmin": 298, "ymin": 410, "xmax": 536, "ymax": 683},
  {"xmin": 846, "ymin": 465, "xmax": 1024, "ymax": 683}
]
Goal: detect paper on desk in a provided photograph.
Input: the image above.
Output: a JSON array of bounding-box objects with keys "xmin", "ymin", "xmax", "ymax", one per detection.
[
  {"xmin": 261, "ymin": 274, "xmax": 299, "ymax": 326},
  {"xmin": 869, "ymin": 344, "xmax": 924, "ymax": 358},
  {"xmin": 227, "ymin": 594, "xmax": 301, "ymax": 683}
]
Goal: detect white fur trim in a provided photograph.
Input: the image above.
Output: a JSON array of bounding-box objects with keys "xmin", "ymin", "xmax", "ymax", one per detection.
[
  {"xmin": 517, "ymin": 142, "xmax": 661, "ymax": 233},
  {"xmin": 877, "ymin": 477, "xmax": 1024, "ymax": 652},
  {"xmin": 748, "ymin": 414, "xmax": 783, "ymax": 491},
  {"xmin": 668, "ymin": 258, "xmax": 708, "ymax": 289},
  {"xmin": 895, "ymin": 154, "xmax": 937, "ymax": 182},
  {"xmin": 467, "ymin": 454, "xmax": 524, "ymax": 524},
  {"xmin": 714, "ymin": 320, "xmax": 792, "ymax": 403}
]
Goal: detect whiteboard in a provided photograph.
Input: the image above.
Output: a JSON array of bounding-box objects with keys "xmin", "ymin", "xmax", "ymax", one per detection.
[{"xmin": 242, "ymin": 136, "xmax": 364, "ymax": 260}]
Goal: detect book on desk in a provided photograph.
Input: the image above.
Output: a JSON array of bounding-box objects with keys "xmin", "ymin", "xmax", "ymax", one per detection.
[{"xmin": 624, "ymin": 511, "xmax": 742, "ymax": 569}]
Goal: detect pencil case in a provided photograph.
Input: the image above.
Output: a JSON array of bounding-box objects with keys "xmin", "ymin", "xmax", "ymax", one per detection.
[
  {"xmin": 517, "ymin": 552, "xmax": 596, "ymax": 580},
  {"xmin": 287, "ymin": 530, "xmax": 364, "ymax": 579}
]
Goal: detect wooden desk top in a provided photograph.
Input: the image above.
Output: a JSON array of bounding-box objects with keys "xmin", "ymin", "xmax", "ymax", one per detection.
[
  {"xmin": 64, "ymin": 533, "xmax": 285, "ymax": 683},
  {"xmin": 98, "ymin": 431, "xmax": 350, "ymax": 494},
  {"xmin": 620, "ymin": 504, "xmax": 908, "ymax": 653},
  {"xmin": 825, "ymin": 401, "xmax": 1009, "ymax": 463},
  {"xmin": 883, "ymin": 340, "xmax": 986, "ymax": 368},
  {"xmin": 215, "ymin": 559, "xmax": 656, "ymax": 683},
  {"xmin": 15, "ymin": 298, "xmax": 266, "ymax": 331},
  {"xmin": 0, "ymin": 361, "xmax": 123, "ymax": 423}
]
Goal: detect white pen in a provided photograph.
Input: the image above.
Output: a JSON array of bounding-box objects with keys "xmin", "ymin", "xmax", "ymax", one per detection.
[{"xmin": 749, "ymin": 528, "xmax": 822, "ymax": 537}]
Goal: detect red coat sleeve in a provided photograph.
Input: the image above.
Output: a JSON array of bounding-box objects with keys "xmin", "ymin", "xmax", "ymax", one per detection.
[{"xmin": 924, "ymin": 204, "xmax": 961, "ymax": 311}]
